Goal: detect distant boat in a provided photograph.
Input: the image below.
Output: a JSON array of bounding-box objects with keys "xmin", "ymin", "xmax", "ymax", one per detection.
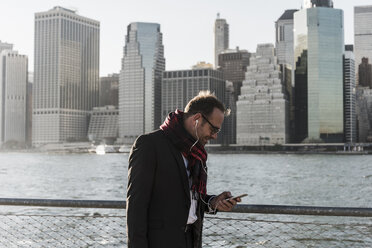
[{"xmin": 96, "ymin": 145, "xmax": 106, "ymax": 155}]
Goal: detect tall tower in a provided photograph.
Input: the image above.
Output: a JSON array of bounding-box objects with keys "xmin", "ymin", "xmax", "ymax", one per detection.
[
  {"xmin": 118, "ymin": 22, "xmax": 165, "ymax": 144},
  {"xmin": 33, "ymin": 7, "xmax": 100, "ymax": 145},
  {"xmin": 343, "ymin": 45, "xmax": 356, "ymax": 143},
  {"xmin": 354, "ymin": 5, "xmax": 372, "ymax": 86},
  {"xmin": 275, "ymin": 10, "xmax": 297, "ymax": 67},
  {"xmin": 0, "ymin": 50, "xmax": 28, "ymax": 146},
  {"xmin": 276, "ymin": 9, "xmax": 298, "ymax": 142},
  {"xmin": 214, "ymin": 14, "xmax": 229, "ymax": 68},
  {"xmin": 294, "ymin": 0, "xmax": 344, "ymax": 142},
  {"xmin": 218, "ymin": 48, "xmax": 250, "ymax": 144}
]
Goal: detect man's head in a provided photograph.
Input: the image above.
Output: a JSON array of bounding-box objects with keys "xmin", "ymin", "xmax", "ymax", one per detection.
[{"xmin": 183, "ymin": 91, "xmax": 230, "ymax": 146}]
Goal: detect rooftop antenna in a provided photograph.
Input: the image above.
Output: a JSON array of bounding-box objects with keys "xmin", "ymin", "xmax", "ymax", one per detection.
[{"xmin": 217, "ymin": 13, "xmax": 220, "ymax": 19}]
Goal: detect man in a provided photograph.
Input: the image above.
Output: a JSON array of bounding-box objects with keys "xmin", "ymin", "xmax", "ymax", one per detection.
[{"xmin": 127, "ymin": 91, "xmax": 241, "ymax": 248}]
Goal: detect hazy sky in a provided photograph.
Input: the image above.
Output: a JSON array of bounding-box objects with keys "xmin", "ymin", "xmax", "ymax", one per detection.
[{"xmin": 1, "ymin": 0, "xmax": 371, "ymax": 76}]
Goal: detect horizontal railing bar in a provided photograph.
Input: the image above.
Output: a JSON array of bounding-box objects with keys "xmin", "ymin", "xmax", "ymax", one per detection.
[
  {"xmin": 0, "ymin": 198, "xmax": 124, "ymax": 209},
  {"xmin": 231, "ymin": 204, "xmax": 372, "ymax": 217},
  {"xmin": 1, "ymin": 198, "xmax": 372, "ymax": 217}
]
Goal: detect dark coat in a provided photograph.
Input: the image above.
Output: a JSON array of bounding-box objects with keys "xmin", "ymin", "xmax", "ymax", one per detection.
[{"xmin": 126, "ymin": 130, "xmax": 214, "ymax": 248}]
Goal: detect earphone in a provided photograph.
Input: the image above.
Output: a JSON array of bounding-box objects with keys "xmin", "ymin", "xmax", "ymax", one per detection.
[{"xmin": 190, "ymin": 119, "xmax": 200, "ymax": 151}]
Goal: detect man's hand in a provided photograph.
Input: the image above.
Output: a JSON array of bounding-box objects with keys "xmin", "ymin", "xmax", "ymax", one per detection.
[{"xmin": 210, "ymin": 191, "xmax": 241, "ymax": 211}]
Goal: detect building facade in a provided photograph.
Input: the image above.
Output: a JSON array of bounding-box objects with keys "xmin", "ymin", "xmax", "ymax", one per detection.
[
  {"xmin": 162, "ymin": 68, "xmax": 226, "ymax": 144},
  {"xmin": 33, "ymin": 6, "xmax": 100, "ymax": 145},
  {"xmin": 294, "ymin": 1, "xmax": 344, "ymax": 143},
  {"xmin": 99, "ymin": 73, "xmax": 119, "ymax": 107},
  {"xmin": 88, "ymin": 106, "xmax": 118, "ymax": 144},
  {"xmin": 118, "ymin": 22, "xmax": 165, "ymax": 144},
  {"xmin": 275, "ymin": 9, "xmax": 297, "ymax": 67},
  {"xmin": 0, "ymin": 50, "xmax": 28, "ymax": 146},
  {"xmin": 354, "ymin": 5, "xmax": 372, "ymax": 86},
  {"xmin": 218, "ymin": 48, "xmax": 250, "ymax": 144},
  {"xmin": 214, "ymin": 14, "xmax": 229, "ymax": 68},
  {"xmin": 237, "ymin": 44, "xmax": 289, "ymax": 145},
  {"xmin": 344, "ymin": 46, "xmax": 357, "ymax": 143}
]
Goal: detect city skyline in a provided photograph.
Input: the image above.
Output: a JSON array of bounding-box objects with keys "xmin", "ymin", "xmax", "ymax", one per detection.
[{"xmin": 1, "ymin": 0, "xmax": 371, "ymax": 76}]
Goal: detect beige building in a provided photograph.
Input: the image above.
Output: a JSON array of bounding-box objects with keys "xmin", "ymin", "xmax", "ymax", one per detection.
[{"xmin": 237, "ymin": 44, "xmax": 289, "ymax": 145}]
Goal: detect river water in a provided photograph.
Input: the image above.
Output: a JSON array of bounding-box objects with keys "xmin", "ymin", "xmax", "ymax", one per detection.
[
  {"xmin": 0, "ymin": 152, "xmax": 371, "ymax": 207},
  {"xmin": 0, "ymin": 152, "xmax": 371, "ymax": 247}
]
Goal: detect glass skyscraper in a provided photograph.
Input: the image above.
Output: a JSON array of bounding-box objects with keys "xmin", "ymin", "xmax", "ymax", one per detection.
[
  {"xmin": 33, "ymin": 7, "xmax": 100, "ymax": 145},
  {"xmin": 294, "ymin": 0, "xmax": 344, "ymax": 142},
  {"xmin": 118, "ymin": 22, "xmax": 165, "ymax": 144}
]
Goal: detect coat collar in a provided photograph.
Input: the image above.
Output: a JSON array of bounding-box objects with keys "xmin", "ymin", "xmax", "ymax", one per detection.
[{"xmin": 165, "ymin": 136, "xmax": 191, "ymax": 203}]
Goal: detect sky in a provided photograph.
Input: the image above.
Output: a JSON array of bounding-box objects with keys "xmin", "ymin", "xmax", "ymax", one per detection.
[{"xmin": 1, "ymin": 0, "xmax": 372, "ymax": 76}]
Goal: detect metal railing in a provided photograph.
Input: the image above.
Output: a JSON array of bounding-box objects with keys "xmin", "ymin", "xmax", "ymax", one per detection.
[{"xmin": 0, "ymin": 198, "xmax": 371, "ymax": 247}]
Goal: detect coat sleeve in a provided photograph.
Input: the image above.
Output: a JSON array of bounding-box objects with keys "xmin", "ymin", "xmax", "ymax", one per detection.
[{"xmin": 126, "ymin": 135, "xmax": 157, "ymax": 248}]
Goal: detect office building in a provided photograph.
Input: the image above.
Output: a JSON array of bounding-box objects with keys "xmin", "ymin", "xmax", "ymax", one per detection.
[
  {"xmin": 218, "ymin": 47, "xmax": 250, "ymax": 144},
  {"xmin": 358, "ymin": 58, "xmax": 372, "ymax": 88},
  {"xmin": 118, "ymin": 22, "xmax": 165, "ymax": 144},
  {"xmin": 356, "ymin": 88, "xmax": 372, "ymax": 142},
  {"xmin": 88, "ymin": 106, "xmax": 118, "ymax": 144},
  {"xmin": 294, "ymin": 0, "xmax": 344, "ymax": 143},
  {"xmin": 237, "ymin": 44, "xmax": 289, "ymax": 145},
  {"xmin": 276, "ymin": 10, "xmax": 298, "ymax": 142},
  {"xmin": 344, "ymin": 45, "xmax": 356, "ymax": 143},
  {"xmin": 214, "ymin": 14, "xmax": 229, "ymax": 68},
  {"xmin": 32, "ymin": 6, "xmax": 100, "ymax": 145},
  {"xmin": 99, "ymin": 73, "xmax": 119, "ymax": 107},
  {"xmin": 0, "ymin": 50, "xmax": 28, "ymax": 146},
  {"xmin": 162, "ymin": 68, "xmax": 226, "ymax": 144},
  {"xmin": 275, "ymin": 9, "xmax": 297, "ymax": 67},
  {"xmin": 354, "ymin": 5, "xmax": 372, "ymax": 86}
]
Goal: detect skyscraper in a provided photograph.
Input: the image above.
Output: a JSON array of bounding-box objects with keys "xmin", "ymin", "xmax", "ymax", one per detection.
[
  {"xmin": 214, "ymin": 14, "xmax": 229, "ymax": 68},
  {"xmin": 275, "ymin": 9, "xmax": 298, "ymax": 67},
  {"xmin": 218, "ymin": 47, "xmax": 250, "ymax": 144},
  {"xmin": 118, "ymin": 22, "xmax": 165, "ymax": 144},
  {"xmin": 276, "ymin": 10, "xmax": 298, "ymax": 142},
  {"xmin": 294, "ymin": 0, "xmax": 344, "ymax": 143},
  {"xmin": 32, "ymin": 6, "xmax": 100, "ymax": 145},
  {"xmin": 237, "ymin": 44, "xmax": 289, "ymax": 145},
  {"xmin": 354, "ymin": 5, "xmax": 372, "ymax": 86},
  {"xmin": 0, "ymin": 50, "xmax": 28, "ymax": 146},
  {"xmin": 162, "ymin": 68, "xmax": 225, "ymax": 144},
  {"xmin": 99, "ymin": 73, "xmax": 119, "ymax": 107},
  {"xmin": 344, "ymin": 45, "xmax": 356, "ymax": 143}
]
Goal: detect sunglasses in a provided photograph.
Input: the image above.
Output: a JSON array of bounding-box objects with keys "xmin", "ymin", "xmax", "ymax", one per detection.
[{"xmin": 201, "ymin": 114, "xmax": 221, "ymax": 135}]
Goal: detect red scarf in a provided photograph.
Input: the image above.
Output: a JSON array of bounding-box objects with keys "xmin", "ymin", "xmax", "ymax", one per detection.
[{"xmin": 160, "ymin": 110, "xmax": 208, "ymax": 196}]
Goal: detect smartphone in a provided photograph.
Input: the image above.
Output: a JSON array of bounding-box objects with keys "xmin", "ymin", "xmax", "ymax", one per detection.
[{"xmin": 228, "ymin": 193, "xmax": 248, "ymax": 201}]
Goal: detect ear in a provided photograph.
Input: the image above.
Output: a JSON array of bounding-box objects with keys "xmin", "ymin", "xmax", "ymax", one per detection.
[{"xmin": 193, "ymin": 113, "xmax": 202, "ymax": 124}]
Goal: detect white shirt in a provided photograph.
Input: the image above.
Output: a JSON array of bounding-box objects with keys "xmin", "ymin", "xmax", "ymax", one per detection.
[{"xmin": 182, "ymin": 154, "xmax": 198, "ymax": 224}]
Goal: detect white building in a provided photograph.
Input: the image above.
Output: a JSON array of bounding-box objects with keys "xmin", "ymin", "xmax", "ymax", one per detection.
[
  {"xmin": 275, "ymin": 9, "xmax": 297, "ymax": 68},
  {"xmin": 237, "ymin": 44, "xmax": 288, "ymax": 145},
  {"xmin": 214, "ymin": 14, "xmax": 229, "ymax": 68},
  {"xmin": 32, "ymin": 7, "xmax": 100, "ymax": 145},
  {"xmin": 344, "ymin": 47, "xmax": 356, "ymax": 143},
  {"xmin": 0, "ymin": 50, "xmax": 28, "ymax": 145},
  {"xmin": 118, "ymin": 22, "xmax": 165, "ymax": 144},
  {"xmin": 354, "ymin": 5, "xmax": 372, "ymax": 86}
]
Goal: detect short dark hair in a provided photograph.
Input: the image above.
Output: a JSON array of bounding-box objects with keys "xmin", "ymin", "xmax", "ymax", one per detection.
[{"xmin": 184, "ymin": 91, "xmax": 230, "ymax": 118}]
